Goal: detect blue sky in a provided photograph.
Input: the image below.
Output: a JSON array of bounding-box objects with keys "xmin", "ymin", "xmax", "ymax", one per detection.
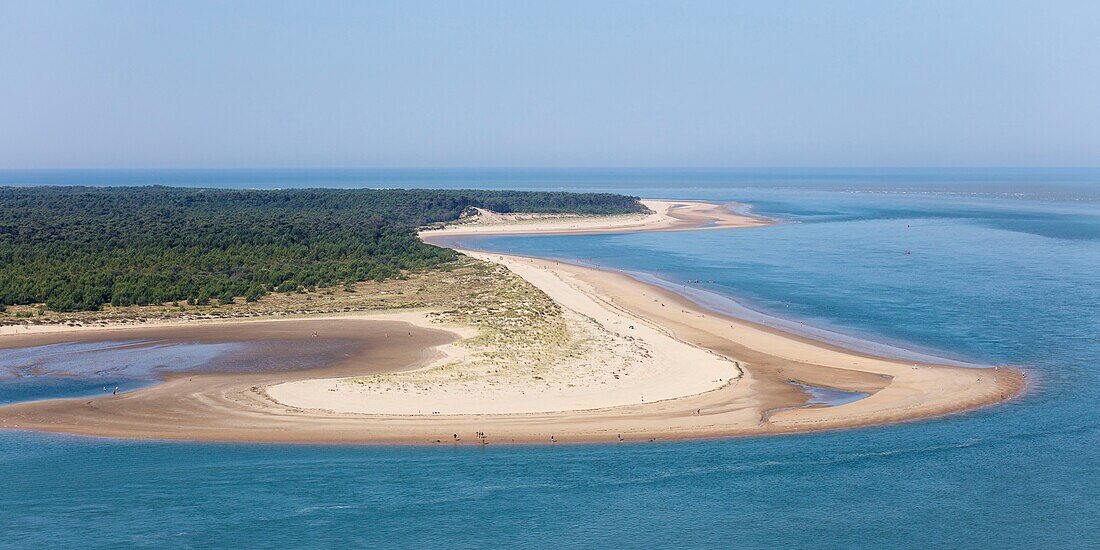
[{"xmin": 1, "ymin": 1, "xmax": 1097, "ymax": 168}]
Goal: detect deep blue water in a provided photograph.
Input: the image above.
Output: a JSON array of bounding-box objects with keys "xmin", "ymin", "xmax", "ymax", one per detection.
[{"xmin": 1, "ymin": 169, "xmax": 1098, "ymax": 548}]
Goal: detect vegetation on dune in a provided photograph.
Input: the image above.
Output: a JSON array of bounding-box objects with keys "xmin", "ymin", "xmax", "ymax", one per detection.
[
  {"xmin": 0, "ymin": 186, "xmax": 645, "ymax": 313},
  {"xmin": 0, "ymin": 256, "xmax": 514, "ymax": 327}
]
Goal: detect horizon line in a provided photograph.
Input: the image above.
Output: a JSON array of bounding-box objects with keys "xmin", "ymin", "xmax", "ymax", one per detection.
[{"xmin": 2, "ymin": 166, "xmax": 1100, "ymax": 172}]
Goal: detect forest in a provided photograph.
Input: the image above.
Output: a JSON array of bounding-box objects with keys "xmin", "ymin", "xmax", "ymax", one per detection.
[{"xmin": 0, "ymin": 186, "xmax": 646, "ymax": 312}]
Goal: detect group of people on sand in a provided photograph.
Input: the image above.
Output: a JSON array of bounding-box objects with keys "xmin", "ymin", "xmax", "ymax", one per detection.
[
  {"xmin": 452, "ymin": 432, "xmax": 490, "ymax": 444},
  {"xmin": 439, "ymin": 432, "xmax": 665, "ymax": 444}
]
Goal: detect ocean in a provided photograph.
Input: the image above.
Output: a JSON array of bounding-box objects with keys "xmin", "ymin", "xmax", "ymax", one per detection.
[{"xmin": 1, "ymin": 169, "xmax": 1097, "ymax": 548}]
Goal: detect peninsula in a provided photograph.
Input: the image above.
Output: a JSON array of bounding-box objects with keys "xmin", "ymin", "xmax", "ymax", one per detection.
[{"xmin": 0, "ymin": 189, "xmax": 1025, "ymax": 443}]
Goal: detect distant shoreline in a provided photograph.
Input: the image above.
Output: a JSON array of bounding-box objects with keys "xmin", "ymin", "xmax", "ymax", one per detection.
[
  {"xmin": 0, "ymin": 199, "xmax": 1025, "ymax": 444},
  {"xmin": 422, "ymin": 198, "xmax": 772, "ymax": 237}
]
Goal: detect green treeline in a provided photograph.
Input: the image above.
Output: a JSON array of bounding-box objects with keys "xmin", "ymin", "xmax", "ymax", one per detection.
[{"xmin": 0, "ymin": 186, "xmax": 646, "ymax": 312}]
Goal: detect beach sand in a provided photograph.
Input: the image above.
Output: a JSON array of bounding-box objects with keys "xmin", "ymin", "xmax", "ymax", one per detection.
[
  {"xmin": 421, "ymin": 199, "xmax": 770, "ymax": 237},
  {"xmin": 0, "ymin": 200, "xmax": 1025, "ymax": 444}
]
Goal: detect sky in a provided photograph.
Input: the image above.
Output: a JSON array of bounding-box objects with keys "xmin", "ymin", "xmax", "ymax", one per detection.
[{"xmin": 1, "ymin": 1, "xmax": 1098, "ymax": 169}]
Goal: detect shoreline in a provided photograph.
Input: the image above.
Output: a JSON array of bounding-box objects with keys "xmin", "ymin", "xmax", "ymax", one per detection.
[
  {"xmin": 421, "ymin": 199, "xmax": 772, "ymax": 237},
  {"xmin": 0, "ymin": 200, "xmax": 1026, "ymax": 444},
  {"xmin": 495, "ymin": 255, "xmax": 983, "ymax": 370}
]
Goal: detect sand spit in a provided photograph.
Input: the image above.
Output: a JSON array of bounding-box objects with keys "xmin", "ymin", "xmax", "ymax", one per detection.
[
  {"xmin": 421, "ymin": 199, "xmax": 770, "ymax": 237},
  {"xmin": 0, "ymin": 200, "xmax": 1024, "ymax": 444}
]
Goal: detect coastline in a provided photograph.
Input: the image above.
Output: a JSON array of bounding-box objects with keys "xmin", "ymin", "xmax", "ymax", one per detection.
[
  {"xmin": 0, "ymin": 199, "xmax": 1025, "ymax": 444},
  {"xmin": 421, "ymin": 199, "xmax": 771, "ymax": 237}
]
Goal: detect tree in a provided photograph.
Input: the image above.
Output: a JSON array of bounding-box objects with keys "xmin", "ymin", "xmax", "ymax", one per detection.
[
  {"xmin": 0, "ymin": 186, "xmax": 646, "ymax": 312},
  {"xmin": 245, "ymin": 286, "xmax": 266, "ymax": 302}
]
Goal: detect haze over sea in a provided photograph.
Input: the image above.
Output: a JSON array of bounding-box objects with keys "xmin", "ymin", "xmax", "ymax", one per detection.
[{"xmin": 1, "ymin": 168, "xmax": 1097, "ymax": 548}]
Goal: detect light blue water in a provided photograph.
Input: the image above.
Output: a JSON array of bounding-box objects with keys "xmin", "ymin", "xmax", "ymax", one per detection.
[
  {"xmin": 3, "ymin": 167, "xmax": 1100, "ymax": 200},
  {"xmin": 791, "ymin": 383, "xmax": 868, "ymax": 408},
  {"xmin": 1, "ymin": 169, "xmax": 1098, "ymax": 548},
  {"xmin": 0, "ymin": 340, "xmax": 244, "ymax": 404}
]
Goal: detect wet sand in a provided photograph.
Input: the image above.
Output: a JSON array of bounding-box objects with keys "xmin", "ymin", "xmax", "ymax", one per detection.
[
  {"xmin": 0, "ymin": 314, "xmax": 467, "ymax": 441},
  {"xmin": 0, "ymin": 201, "xmax": 1025, "ymax": 444},
  {"xmin": 0, "ymin": 319, "xmax": 433, "ymax": 378}
]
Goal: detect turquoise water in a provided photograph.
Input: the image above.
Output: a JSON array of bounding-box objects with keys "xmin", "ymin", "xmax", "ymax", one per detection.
[{"xmin": 1, "ymin": 170, "xmax": 1098, "ymax": 548}]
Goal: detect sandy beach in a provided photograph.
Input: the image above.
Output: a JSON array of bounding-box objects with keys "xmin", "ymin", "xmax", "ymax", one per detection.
[
  {"xmin": 421, "ymin": 199, "xmax": 770, "ymax": 237},
  {"xmin": 0, "ymin": 200, "xmax": 1025, "ymax": 444}
]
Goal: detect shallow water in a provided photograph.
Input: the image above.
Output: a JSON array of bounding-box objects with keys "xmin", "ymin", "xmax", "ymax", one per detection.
[
  {"xmin": 0, "ymin": 321, "xmax": 412, "ymax": 406},
  {"xmin": 0, "ymin": 340, "xmax": 240, "ymax": 378},
  {"xmin": 761, "ymin": 382, "xmax": 870, "ymax": 423},
  {"xmin": 792, "ymin": 382, "xmax": 869, "ymax": 407},
  {"xmin": 1, "ymin": 169, "xmax": 1098, "ymax": 548},
  {"xmin": 0, "ymin": 340, "xmax": 243, "ymax": 404}
]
